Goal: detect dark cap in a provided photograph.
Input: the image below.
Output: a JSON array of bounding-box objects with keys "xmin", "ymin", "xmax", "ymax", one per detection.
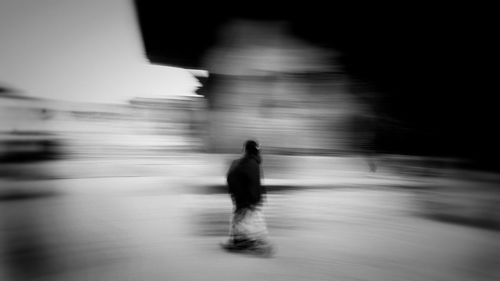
[{"xmin": 244, "ymin": 140, "xmax": 260, "ymax": 155}]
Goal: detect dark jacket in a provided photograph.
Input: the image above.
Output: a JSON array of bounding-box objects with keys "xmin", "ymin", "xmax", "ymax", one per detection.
[{"xmin": 226, "ymin": 154, "xmax": 265, "ymax": 210}]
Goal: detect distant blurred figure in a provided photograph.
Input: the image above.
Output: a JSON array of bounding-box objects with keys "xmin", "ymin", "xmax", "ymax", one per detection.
[
  {"xmin": 347, "ymin": 80, "xmax": 380, "ymax": 172},
  {"xmin": 220, "ymin": 140, "xmax": 274, "ymax": 256},
  {"xmin": 349, "ymin": 113, "xmax": 378, "ymax": 172}
]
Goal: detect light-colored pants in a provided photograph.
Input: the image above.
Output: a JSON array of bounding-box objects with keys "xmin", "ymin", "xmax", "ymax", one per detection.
[{"xmin": 230, "ymin": 207, "xmax": 268, "ymax": 242}]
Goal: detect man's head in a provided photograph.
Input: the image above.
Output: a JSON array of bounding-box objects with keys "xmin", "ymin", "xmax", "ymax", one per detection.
[{"xmin": 244, "ymin": 140, "xmax": 260, "ymax": 156}]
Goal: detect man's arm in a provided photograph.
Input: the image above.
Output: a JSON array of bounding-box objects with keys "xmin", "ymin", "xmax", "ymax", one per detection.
[{"xmin": 246, "ymin": 161, "xmax": 264, "ymax": 206}]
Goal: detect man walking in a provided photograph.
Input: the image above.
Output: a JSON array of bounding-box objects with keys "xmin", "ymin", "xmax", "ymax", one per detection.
[{"xmin": 221, "ymin": 140, "xmax": 274, "ymax": 256}]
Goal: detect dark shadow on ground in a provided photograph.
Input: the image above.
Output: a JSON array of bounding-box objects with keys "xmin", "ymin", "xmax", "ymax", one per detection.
[
  {"xmin": 0, "ymin": 190, "xmax": 59, "ymax": 201},
  {"xmin": 193, "ymin": 184, "xmax": 351, "ymax": 195},
  {"xmin": 192, "ymin": 183, "xmax": 433, "ymax": 195},
  {"xmin": 421, "ymin": 213, "xmax": 500, "ymax": 232}
]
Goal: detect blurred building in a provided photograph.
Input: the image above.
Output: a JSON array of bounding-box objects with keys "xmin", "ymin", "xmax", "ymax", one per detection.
[
  {"xmin": 0, "ymin": 88, "xmax": 64, "ymax": 162},
  {"xmin": 128, "ymin": 96, "xmax": 208, "ymax": 153},
  {"xmin": 200, "ymin": 20, "xmax": 372, "ymax": 154},
  {"xmin": 0, "ymin": 87, "xmax": 206, "ymax": 161}
]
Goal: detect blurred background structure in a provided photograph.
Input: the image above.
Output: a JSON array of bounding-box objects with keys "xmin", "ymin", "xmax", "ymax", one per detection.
[
  {"xmin": 200, "ymin": 19, "xmax": 360, "ymax": 153},
  {"xmin": 134, "ymin": 2, "xmax": 498, "ymax": 171},
  {"xmin": 1, "ymin": 1, "xmax": 498, "ymax": 281}
]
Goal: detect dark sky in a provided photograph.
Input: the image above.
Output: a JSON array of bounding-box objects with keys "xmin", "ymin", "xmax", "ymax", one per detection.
[{"xmin": 134, "ymin": 2, "xmax": 495, "ymax": 167}]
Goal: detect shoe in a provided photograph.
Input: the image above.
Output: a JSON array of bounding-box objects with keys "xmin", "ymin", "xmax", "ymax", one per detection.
[
  {"xmin": 220, "ymin": 241, "xmax": 237, "ymax": 251},
  {"xmin": 248, "ymin": 243, "xmax": 275, "ymax": 257},
  {"xmin": 220, "ymin": 240, "xmax": 275, "ymax": 257}
]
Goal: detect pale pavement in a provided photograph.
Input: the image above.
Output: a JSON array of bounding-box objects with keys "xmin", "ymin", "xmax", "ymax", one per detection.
[{"xmin": 1, "ymin": 154, "xmax": 499, "ymax": 281}]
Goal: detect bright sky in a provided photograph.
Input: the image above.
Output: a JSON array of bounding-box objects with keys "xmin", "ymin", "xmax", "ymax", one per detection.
[{"xmin": 0, "ymin": 0, "xmax": 202, "ymax": 104}]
